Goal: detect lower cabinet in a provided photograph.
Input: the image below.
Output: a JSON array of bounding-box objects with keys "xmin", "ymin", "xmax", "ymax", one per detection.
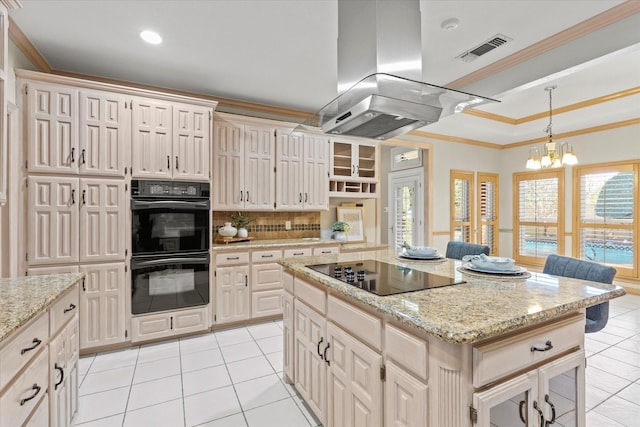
[
  {"xmin": 49, "ymin": 316, "xmax": 79, "ymax": 427},
  {"xmin": 215, "ymin": 265, "xmax": 250, "ymax": 324},
  {"xmin": 326, "ymin": 322, "xmax": 382, "ymax": 427},
  {"xmin": 131, "ymin": 306, "xmax": 208, "ymax": 343},
  {"xmin": 384, "ymin": 361, "xmax": 428, "ymax": 427},
  {"xmin": 473, "ymin": 350, "xmax": 585, "ymax": 427},
  {"xmin": 251, "ymin": 259, "xmax": 283, "ymax": 318},
  {"xmin": 26, "ymin": 394, "xmax": 49, "ymax": 426},
  {"xmin": 79, "ymin": 263, "xmax": 126, "ymax": 350},
  {"xmin": 282, "ymin": 290, "xmax": 294, "ymax": 383}
]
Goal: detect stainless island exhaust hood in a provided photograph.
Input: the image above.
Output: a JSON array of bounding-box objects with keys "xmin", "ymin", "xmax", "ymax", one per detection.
[{"xmin": 296, "ymin": 0, "xmax": 498, "ymax": 140}]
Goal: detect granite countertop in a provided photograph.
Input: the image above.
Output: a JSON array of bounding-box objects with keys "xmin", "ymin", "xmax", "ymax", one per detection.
[
  {"xmin": 0, "ymin": 273, "xmax": 85, "ymax": 344},
  {"xmin": 279, "ymin": 249, "xmax": 626, "ymax": 344},
  {"xmin": 211, "ymin": 238, "xmax": 342, "ymax": 251}
]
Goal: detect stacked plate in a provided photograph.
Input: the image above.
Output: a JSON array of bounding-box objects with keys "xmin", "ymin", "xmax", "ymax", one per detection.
[{"xmin": 399, "ymin": 245, "xmax": 443, "ymax": 260}]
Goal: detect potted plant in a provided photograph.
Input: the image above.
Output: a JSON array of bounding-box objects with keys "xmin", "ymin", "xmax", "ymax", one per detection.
[
  {"xmin": 332, "ymin": 221, "xmax": 350, "ymax": 242},
  {"xmin": 230, "ymin": 211, "xmax": 255, "ymax": 238}
]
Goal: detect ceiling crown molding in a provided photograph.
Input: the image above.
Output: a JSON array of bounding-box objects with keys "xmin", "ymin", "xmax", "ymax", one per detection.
[{"xmin": 8, "ymin": 16, "xmax": 51, "ymax": 72}]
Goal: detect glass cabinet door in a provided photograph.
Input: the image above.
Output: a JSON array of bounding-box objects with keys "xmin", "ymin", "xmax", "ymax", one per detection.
[
  {"xmin": 538, "ymin": 351, "xmax": 585, "ymax": 427},
  {"xmin": 474, "ymin": 371, "xmax": 541, "ymax": 427}
]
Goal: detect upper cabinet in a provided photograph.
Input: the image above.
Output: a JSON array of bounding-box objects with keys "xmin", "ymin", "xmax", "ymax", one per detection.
[
  {"xmin": 329, "ymin": 139, "xmax": 378, "ymax": 197},
  {"xmin": 212, "ymin": 113, "xmax": 275, "ymax": 211},
  {"xmin": 275, "ymin": 130, "xmax": 329, "ymax": 211},
  {"xmin": 131, "ymin": 99, "xmax": 211, "ymax": 181}
]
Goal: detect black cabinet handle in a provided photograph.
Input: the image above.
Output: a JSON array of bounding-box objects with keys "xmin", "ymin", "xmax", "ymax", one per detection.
[
  {"xmin": 54, "ymin": 363, "xmax": 65, "ymax": 390},
  {"xmin": 64, "ymin": 303, "xmax": 76, "ymax": 313},
  {"xmin": 82, "ymin": 189, "xmax": 86, "ymax": 205},
  {"xmin": 170, "ymin": 316, "xmax": 173, "ymax": 330},
  {"xmin": 70, "ymin": 147, "xmax": 75, "ymax": 163},
  {"xmin": 317, "ymin": 337, "xmax": 324, "ymax": 359},
  {"xmin": 352, "ymin": 164, "xmax": 355, "ymax": 174},
  {"xmin": 304, "ymin": 193, "xmax": 308, "ymax": 203},
  {"xmin": 545, "ymin": 394, "xmax": 556, "ymax": 425},
  {"xmin": 175, "ymin": 156, "xmax": 179, "ymax": 170},
  {"xmin": 240, "ymin": 191, "xmax": 244, "ymax": 202},
  {"xmin": 299, "ymin": 193, "xmax": 302, "ymax": 203},
  {"xmin": 518, "ymin": 400, "xmax": 526, "ymax": 424},
  {"xmin": 167, "ymin": 155, "xmax": 170, "ymax": 169},
  {"xmin": 293, "ymin": 252, "xmax": 304, "ymax": 256},
  {"xmin": 21, "ymin": 338, "xmax": 42, "ymax": 355},
  {"xmin": 261, "ymin": 255, "xmax": 273, "ymax": 258},
  {"xmin": 246, "ymin": 191, "xmax": 250, "ymax": 202},
  {"xmin": 531, "ymin": 340, "xmax": 553, "ymax": 352},
  {"xmin": 20, "ymin": 384, "xmax": 41, "ymax": 406},
  {"xmin": 323, "ymin": 342, "xmax": 331, "ymax": 366},
  {"xmin": 71, "ymin": 189, "xmax": 76, "ymax": 205},
  {"xmin": 226, "ymin": 256, "xmax": 240, "ymax": 260},
  {"xmin": 533, "ymin": 401, "xmax": 544, "ymax": 426},
  {"xmin": 245, "ymin": 275, "xmax": 248, "ymax": 287},
  {"xmin": 81, "ymin": 148, "xmax": 86, "ymax": 164}
]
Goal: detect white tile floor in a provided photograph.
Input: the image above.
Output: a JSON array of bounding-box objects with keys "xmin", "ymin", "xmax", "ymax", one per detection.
[{"xmin": 72, "ymin": 294, "xmax": 640, "ymax": 427}]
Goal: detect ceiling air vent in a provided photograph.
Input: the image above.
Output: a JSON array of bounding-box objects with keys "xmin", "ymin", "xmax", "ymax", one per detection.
[{"xmin": 457, "ymin": 33, "xmax": 513, "ymax": 63}]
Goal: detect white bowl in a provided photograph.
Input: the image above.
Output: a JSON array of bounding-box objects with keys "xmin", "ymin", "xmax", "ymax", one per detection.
[
  {"xmin": 470, "ymin": 256, "xmax": 515, "ymax": 271},
  {"xmin": 405, "ymin": 246, "xmax": 437, "ymax": 257}
]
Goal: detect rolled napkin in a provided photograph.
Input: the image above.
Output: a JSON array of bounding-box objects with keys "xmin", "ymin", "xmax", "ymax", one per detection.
[{"xmin": 462, "ymin": 253, "xmax": 515, "ymax": 271}]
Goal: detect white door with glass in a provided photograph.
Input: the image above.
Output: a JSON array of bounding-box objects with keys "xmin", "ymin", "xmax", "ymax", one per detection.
[{"xmin": 389, "ymin": 169, "xmax": 423, "ymax": 248}]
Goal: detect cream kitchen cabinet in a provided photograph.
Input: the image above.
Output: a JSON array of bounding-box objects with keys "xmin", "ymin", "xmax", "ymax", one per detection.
[
  {"xmin": 212, "ymin": 114, "xmax": 275, "ymax": 210},
  {"xmin": 131, "ymin": 306, "xmax": 209, "ymax": 343},
  {"xmin": 215, "ymin": 264, "xmax": 251, "ymax": 324},
  {"xmin": 329, "ymin": 139, "xmax": 378, "ymax": 197},
  {"xmin": 79, "ymin": 263, "xmax": 126, "ymax": 350},
  {"xmin": 26, "ymin": 82, "xmax": 128, "ymax": 177},
  {"xmin": 275, "ymin": 130, "xmax": 329, "ymax": 210},
  {"xmin": 49, "ymin": 316, "xmax": 79, "ymax": 427},
  {"xmin": 27, "ymin": 177, "xmax": 127, "ymax": 266},
  {"xmin": 131, "ymin": 99, "xmax": 211, "ymax": 181},
  {"xmin": 472, "ymin": 351, "xmax": 585, "ymax": 427},
  {"xmin": 282, "ymin": 285, "xmax": 294, "ymax": 383},
  {"xmin": 251, "ymin": 250, "xmax": 283, "ymax": 319}
]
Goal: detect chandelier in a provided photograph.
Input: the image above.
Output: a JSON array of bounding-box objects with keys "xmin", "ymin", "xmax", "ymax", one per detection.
[{"xmin": 525, "ymin": 85, "xmax": 578, "ymax": 170}]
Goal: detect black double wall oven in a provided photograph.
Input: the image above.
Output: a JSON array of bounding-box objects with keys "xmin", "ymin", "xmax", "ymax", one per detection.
[{"xmin": 131, "ymin": 180, "xmax": 210, "ymax": 315}]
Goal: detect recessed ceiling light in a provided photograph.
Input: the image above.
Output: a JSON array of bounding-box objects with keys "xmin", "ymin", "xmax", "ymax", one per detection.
[
  {"xmin": 441, "ymin": 18, "xmax": 460, "ymax": 31},
  {"xmin": 140, "ymin": 30, "xmax": 162, "ymax": 45}
]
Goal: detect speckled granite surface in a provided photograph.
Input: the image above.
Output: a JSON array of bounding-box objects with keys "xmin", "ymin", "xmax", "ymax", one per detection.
[
  {"xmin": 0, "ymin": 273, "xmax": 85, "ymax": 344},
  {"xmin": 211, "ymin": 238, "xmax": 340, "ymax": 251},
  {"xmin": 279, "ymin": 249, "xmax": 627, "ymax": 344}
]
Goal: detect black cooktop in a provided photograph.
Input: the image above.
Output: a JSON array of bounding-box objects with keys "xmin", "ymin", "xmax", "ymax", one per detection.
[{"xmin": 307, "ymin": 260, "xmax": 465, "ymax": 296}]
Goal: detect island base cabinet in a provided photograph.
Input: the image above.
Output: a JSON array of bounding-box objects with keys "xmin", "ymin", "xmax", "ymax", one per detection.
[
  {"xmin": 472, "ymin": 350, "xmax": 585, "ymax": 427},
  {"xmin": 282, "ymin": 291, "xmax": 294, "ymax": 383},
  {"xmin": 25, "ymin": 394, "xmax": 49, "ymax": 426},
  {"xmin": 326, "ymin": 322, "xmax": 382, "ymax": 427},
  {"xmin": 49, "ymin": 316, "xmax": 79, "ymax": 427},
  {"xmin": 384, "ymin": 361, "xmax": 428, "ymax": 427},
  {"xmin": 294, "ymin": 300, "xmax": 326, "ymax": 426}
]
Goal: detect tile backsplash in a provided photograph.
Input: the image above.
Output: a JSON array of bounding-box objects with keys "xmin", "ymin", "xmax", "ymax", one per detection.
[{"xmin": 212, "ymin": 211, "xmax": 321, "ymax": 240}]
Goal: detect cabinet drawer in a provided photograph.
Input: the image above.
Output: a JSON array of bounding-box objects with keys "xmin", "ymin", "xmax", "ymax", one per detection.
[
  {"xmin": 131, "ymin": 313, "xmax": 171, "ymax": 343},
  {"xmin": 385, "ymin": 324, "xmax": 428, "ymax": 381},
  {"xmin": 328, "ymin": 295, "xmax": 381, "ymax": 351},
  {"xmin": 313, "ymin": 246, "xmax": 339, "ymax": 256},
  {"xmin": 25, "ymin": 393, "xmax": 48, "ymax": 427},
  {"xmin": 283, "ymin": 248, "xmax": 312, "ymax": 258},
  {"xmin": 215, "ymin": 252, "xmax": 250, "ymax": 266},
  {"xmin": 252, "ymin": 250, "xmax": 282, "ymax": 263},
  {"xmin": 252, "ymin": 263, "xmax": 283, "ymax": 291},
  {"xmin": 172, "ymin": 307, "xmax": 209, "ymax": 334},
  {"xmin": 0, "ymin": 348, "xmax": 49, "ymax": 427},
  {"xmin": 0, "ymin": 312, "xmax": 49, "ymax": 390},
  {"xmin": 473, "ymin": 312, "xmax": 584, "ymax": 388},
  {"xmin": 252, "ymin": 290, "xmax": 283, "ymax": 318},
  {"xmin": 50, "ymin": 285, "xmax": 80, "ymax": 337},
  {"xmin": 294, "ymin": 277, "xmax": 326, "ymax": 314}
]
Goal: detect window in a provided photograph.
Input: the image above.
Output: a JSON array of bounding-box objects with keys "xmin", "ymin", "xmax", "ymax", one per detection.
[
  {"xmin": 450, "ymin": 170, "xmax": 474, "ymax": 243},
  {"xmin": 574, "ymin": 162, "xmax": 637, "ymax": 278},
  {"xmin": 478, "ymin": 173, "xmax": 499, "ymax": 255},
  {"xmin": 514, "ymin": 170, "xmax": 564, "ymax": 265}
]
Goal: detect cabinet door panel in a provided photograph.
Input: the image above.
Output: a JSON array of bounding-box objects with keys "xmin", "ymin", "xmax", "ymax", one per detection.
[
  {"xmin": 244, "ymin": 125, "xmax": 275, "ymax": 210},
  {"xmin": 27, "ymin": 177, "xmax": 79, "ymax": 265},
  {"xmin": 251, "ymin": 262, "xmax": 282, "ymax": 291},
  {"xmin": 79, "ymin": 263, "xmax": 126, "ymax": 350},
  {"xmin": 473, "ymin": 371, "xmax": 538, "ymax": 427},
  {"xmin": 27, "ymin": 82, "xmax": 78, "ymax": 174},
  {"xmin": 215, "ymin": 265, "xmax": 249, "ymax": 323},
  {"xmin": 282, "ymin": 291, "xmax": 294, "ymax": 382},
  {"xmin": 79, "ymin": 90, "xmax": 126, "ymax": 176},
  {"xmin": 304, "ymin": 135, "xmax": 329, "ymax": 210},
  {"xmin": 275, "ymin": 130, "xmax": 303, "ymax": 210},
  {"xmin": 538, "ymin": 350, "xmax": 585, "ymax": 427},
  {"xmin": 79, "ymin": 179, "xmax": 126, "ymax": 262},
  {"xmin": 131, "ymin": 98, "xmax": 172, "ymax": 179},
  {"xmin": 384, "ymin": 362, "xmax": 427, "ymax": 427},
  {"xmin": 212, "ymin": 119, "xmax": 244, "ymax": 210},
  {"xmin": 173, "ymin": 104, "xmax": 210, "ymax": 181},
  {"xmin": 49, "ymin": 332, "xmax": 67, "ymax": 427}
]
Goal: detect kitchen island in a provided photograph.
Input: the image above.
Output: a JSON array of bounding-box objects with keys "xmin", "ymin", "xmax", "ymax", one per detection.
[
  {"xmin": 279, "ymin": 249, "xmax": 625, "ymax": 427},
  {"xmin": 0, "ymin": 273, "xmax": 84, "ymax": 426}
]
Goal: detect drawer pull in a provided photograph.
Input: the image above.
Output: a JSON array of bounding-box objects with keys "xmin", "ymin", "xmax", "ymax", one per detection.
[
  {"xmin": 293, "ymin": 252, "xmax": 304, "ymax": 256},
  {"xmin": 321, "ymin": 250, "xmax": 331, "ymax": 254},
  {"xmin": 518, "ymin": 400, "xmax": 526, "ymax": 424},
  {"xmin": 227, "ymin": 256, "xmax": 240, "ymax": 260},
  {"xmin": 545, "ymin": 394, "xmax": 556, "ymax": 425},
  {"xmin": 261, "ymin": 254, "xmax": 274, "ymax": 258},
  {"xmin": 317, "ymin": 337, "xmax": 324, "ymax": 359},
  {"xmin": 54, "ymin": 363, "xmax": 65, "ymax": 390},
  {"xmin": 64, "ymin": 303, "xmax": 77, "ymax": 313},
  {"xmin": 20, "ymin": 338, "xmax": 42, "ymax": 355},
  {"xmin": 20, "ymin": 384, "xmax": 41, "ymax": 406},
  {"xmin": 533, "ymin": 401, "xmax": 544, "ymax": 427},
  {"xmin": 530, "ymin": 340, "xmax": 553, "ymax": 352},
  {"xmin": 323, "ymin": 342, "xmax": 331, "ymax": 366}
]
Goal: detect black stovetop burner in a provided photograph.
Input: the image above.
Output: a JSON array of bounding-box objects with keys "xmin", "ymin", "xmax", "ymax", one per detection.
[{"xmin": 307, "ymin": 260, "xmax": 465, "ymax": 296}]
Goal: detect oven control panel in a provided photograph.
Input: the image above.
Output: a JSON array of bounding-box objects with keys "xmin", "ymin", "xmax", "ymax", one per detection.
[{"xmin": 132, "ymin": 180, "xmax": 210, "ymax": 198}]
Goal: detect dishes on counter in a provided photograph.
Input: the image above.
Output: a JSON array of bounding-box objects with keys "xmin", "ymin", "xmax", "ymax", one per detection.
[
  {"xmin": 462, "ymin": 254, "xmax": 515, "ymax": 271},
  {"xmin": 401, "ymin": 242, "xmax": 438, "ymax": 257},
  {"xmin": 398, "ymin": 252, "xmax": 444, "ymax": 261},
  {"xmin": 461, "ymin": 262, "xmax": 528, "ymax": 275}
]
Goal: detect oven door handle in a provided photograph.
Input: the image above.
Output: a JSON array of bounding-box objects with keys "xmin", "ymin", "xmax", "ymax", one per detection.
[
  {"xmin": 131, "ymin": 200, "xmax": 210, "ymax": 210},
  {"xmin": 132, "ymin": 257, "xmax": 209, "ymax": 268}
]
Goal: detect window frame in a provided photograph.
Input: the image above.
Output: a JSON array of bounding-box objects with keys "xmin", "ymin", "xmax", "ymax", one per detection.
[
  {"xmin": 513, "ymin": 169, "xmax": 565, "ymax": 266},
  {"xmin": 477, "ymin": 172, "xmax": 499, "ymax": 256},
  {"xmin": 572, "ymin": 160, "xmax": 638, "ymax": 279},
  {"xmin": 450, "ymin": 170, "xmax": 475, "ymax": 243}
]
